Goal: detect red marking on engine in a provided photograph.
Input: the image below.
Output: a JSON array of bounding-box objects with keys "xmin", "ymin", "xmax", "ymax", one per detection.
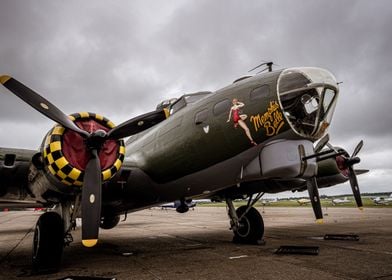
[
  {"xmin": 62, "ymin": 119, "xmax": 119, "ymax": 171},
  {"xmin": 336, "ymin": 156, "xmax": 349, "ymax": 177}
]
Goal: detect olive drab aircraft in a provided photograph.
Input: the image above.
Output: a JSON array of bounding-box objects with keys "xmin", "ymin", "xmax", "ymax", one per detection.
[{"xmin": 0, "ymin": 63, "xmax": 368, "ymax": 272}]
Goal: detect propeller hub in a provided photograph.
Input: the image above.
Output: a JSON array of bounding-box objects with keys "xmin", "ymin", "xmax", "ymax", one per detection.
[
  {"xmin": 346, "ymin": 156, "xmax": 360, "ymax": 166},
  {"xmin": 91, "ymin": 129, "xmax": 107, "ymax": 138},
  {"xmin": 86, "ymin": 129, "xmax": 107, "ymax": 151},
  {"xmin": 42, "ymin": 113, "xmax": 125, "ymax": 188}
]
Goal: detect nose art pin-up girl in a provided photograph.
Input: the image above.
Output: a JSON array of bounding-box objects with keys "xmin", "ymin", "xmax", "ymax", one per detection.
[{"xmin": 227, "ymin": 98, "xmax": 256, "ymax": 146}]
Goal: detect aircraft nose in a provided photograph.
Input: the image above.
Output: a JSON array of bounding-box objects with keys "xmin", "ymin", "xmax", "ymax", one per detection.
[{"xmin": 277, "ymin": 67, "xmax": 339, "ymax": 140}]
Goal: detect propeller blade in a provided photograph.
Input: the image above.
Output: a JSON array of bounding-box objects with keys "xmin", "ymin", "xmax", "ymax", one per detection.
[
  {"xmin": 352, "ymin": 140, "xmax": 363, "ymax": 158},
  {"xmin": 315, "ymin": 134, "xmax": 329, "ymax": 153},
  {"xmin": 107, "ymin": 109, "xmax": 168, "ymax": 139},
  {"xmin": 346, "ymin": 140, "xmax": 363, "ymax": 209},
  {"xmin": 348, "ymin": 166, "xmax": 363, "ymax": 209},
  {"xmin": 81, "ymin": 149, "xmax": 102, "ymax": 247},
  {"xmin": 306, "ymin": 177, "xmax": 323, "ymax": 223},
  {"xmin": 0, "ymin": 75, "xmax": 89, "ymax": 137}
]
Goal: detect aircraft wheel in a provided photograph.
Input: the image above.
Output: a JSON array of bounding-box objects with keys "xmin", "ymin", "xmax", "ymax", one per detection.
[
  {"xmin": 32, "ymin": 212, "xmax": 64, "ymax": 273},
  {"xmin": 100, "ymin": 215, "xmax": 120, "ymax": 229},
  {"xmin": 233, "ymin": 206, "xmax": 264, "ymax": 244}
]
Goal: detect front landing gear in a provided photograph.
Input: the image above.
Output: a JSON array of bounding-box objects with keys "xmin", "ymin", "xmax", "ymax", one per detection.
[
  {"xmin": 32, "ymin": 212, "xmax": 64, "ymax": 273},
  {"xmin": 226, "ymin": 195, "xmax": 265, "ymax": 244}
]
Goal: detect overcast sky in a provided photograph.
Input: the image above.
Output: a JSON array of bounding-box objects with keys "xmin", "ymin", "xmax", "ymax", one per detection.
[{"xmin": 0, "ymin": 0, "xmax": 391, "ymax": 196}]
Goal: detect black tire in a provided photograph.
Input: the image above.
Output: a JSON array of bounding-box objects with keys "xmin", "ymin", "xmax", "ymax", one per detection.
[
  {"xmin": 32, "ymin": 212, "xmax": 64, "ymax": 273},
  {"xmin": 100, "ymin": 215, "xmax": 120, "ymax": 229},
  {"xmin": 233, "ymin": 206, "xmax": 264, "ymax": 244}
]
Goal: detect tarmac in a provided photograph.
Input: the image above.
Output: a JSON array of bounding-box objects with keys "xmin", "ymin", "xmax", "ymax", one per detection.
[{"xmin": 1, "ymin": 207, "xmax": 392, "ymax": 280}]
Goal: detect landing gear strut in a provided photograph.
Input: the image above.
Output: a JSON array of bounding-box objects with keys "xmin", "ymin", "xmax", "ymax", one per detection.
[{"xmin": 226, "ymin": 193, "xmax": 265, "ymax": 244}]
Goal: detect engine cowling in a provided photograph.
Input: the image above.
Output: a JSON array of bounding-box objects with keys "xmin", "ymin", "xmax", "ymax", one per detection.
[
  {"xmin": 316, "ymin": 148, "xmax": 350, "ymax": 189},
  {"xmin": 41, "ymin": 112, "xmax": 125, "ymax": 189}
]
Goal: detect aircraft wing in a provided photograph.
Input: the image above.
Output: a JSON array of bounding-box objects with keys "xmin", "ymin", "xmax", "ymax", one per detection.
[
  {"xmin": 220, "ymin": 167, "xmax": 370, "ymax": 202},
  {"xmin": 314, "ymin": 168, "xmax": 369, "ymax": 190},
  {"xmin": 0, "ymin": 147, "xmax": 37, "ymax": 202},
  {"xmin": 355, "ymin": 169, "xmax": 369, "ymax": 175}
]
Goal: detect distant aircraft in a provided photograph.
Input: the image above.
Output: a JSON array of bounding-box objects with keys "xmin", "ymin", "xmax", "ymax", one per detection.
[
  {"xmin": 373, "ymin": 194, "xmax": 392, "ymax": 205},
  {"xmin": 161, "ymin": 199, "xmax": 197, "ymax": 212},
  {"xmin": 260, "ymin": 198, "xmax": 278, "ymax": 206},
  {"xmin": 332, "ymin": 197, "xmax": 351, "ymax": 205},
  {"xmin": 297, "ymin": 198, "xmax": 311, "ymax": 206},
  {"xmin": 0, "ymin": 65, "xmax": 368, "ymax": 272}
]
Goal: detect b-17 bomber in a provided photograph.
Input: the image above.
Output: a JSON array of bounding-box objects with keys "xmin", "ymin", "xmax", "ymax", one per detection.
[{"xmin": 0, "ymin": 64, "xmax": 367, "ymax": 273}]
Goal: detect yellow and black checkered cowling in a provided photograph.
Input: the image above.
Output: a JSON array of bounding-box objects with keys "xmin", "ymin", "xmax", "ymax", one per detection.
[{"xmin": 42, "ymin": 112, "xmax": 125, "ymax": 187}]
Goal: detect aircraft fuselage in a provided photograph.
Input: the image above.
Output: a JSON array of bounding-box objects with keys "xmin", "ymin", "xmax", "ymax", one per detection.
[{"xmin": 102, "ymin": 67, "xmax": 340, "ymax": 214}]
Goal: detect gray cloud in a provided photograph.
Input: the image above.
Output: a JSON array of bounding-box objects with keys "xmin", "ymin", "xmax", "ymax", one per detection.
[{"xmin": 1, "ymin": 0, "xmax": 391, "ymax": 194}]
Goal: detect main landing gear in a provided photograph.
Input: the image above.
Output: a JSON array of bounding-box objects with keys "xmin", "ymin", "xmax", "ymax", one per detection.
[
  {"xmin": 32, "ymin": 212, "xmax": 64, "ymax": 273},
  {"xmin": 226, "ymin": 193, "xmax": 265, "ymax": 244},
  {"xmin": 32, "ymin": 199, "xmax": 78, "ymax": 273}
]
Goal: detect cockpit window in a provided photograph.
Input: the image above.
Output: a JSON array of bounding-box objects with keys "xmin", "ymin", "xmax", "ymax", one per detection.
[
  {"xmin": 322, "ymin": 88, "xmax": 335, "ymax": 114},
  {"xmin": 279, "ymin": 72, "xmax": 310, "ymax": 93},
  {"xmin": 321, "ymin": 88, "xmax": 337, "ymax": 128},
  {"xmin": 156, "ymin": 98, "xmax": 178, "ymax": 111},
  {"xmin": 278, "ymin": 68, "xmax": 338, "ymax": 139},
  {"xmin": 169, "ymin": 91, "xmax": 212, "ymax": 115},
  {"xmin": 170, "ymin": 97, "xmax": 187, "ymax": 114}
]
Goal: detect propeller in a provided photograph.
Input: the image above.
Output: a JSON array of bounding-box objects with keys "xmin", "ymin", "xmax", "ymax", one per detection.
[
  {"xmin": 303, "ymin": 135, "xmax": 329, "ymax": 223},
  {"xmin": 306, "ymin": 134, "xmax": 357, "ymax": 222},
  {"xmin": 352, "ymin": 140, "xmax": 363, "ymax": 158},
  {"xmin": 1, "ymin": 75, "xmax": 168, "ymax": 246},
  {"xmin": 0, "ymin": 75, "xmax": 89, "ymax": 137},
  {"xmin": 307, "ymin": 177, "xmax": 323, "ymax": 224},
  {"xmin": 316, "ymin": 138, "xmax": 364, "ymax": 210},
  {"xmin": 81, "ymin": 148, "xmax": 101, "ymax": 247},
  {"xmin": 344, "ymin": 140, "xmax": 364, "ymax": 209},
  {"xmin": 107, "ymin": 109, "xmax": 168, "ymax": 139}
]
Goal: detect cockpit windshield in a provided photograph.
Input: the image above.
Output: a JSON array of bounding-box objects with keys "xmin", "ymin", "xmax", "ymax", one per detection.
[
  {"xmin": 277, "ymin": 68, "xmax": 338, "ymax": 139},
  {"xmin": 169, "ymin": 91, "xmax": 212, "ymax": 115}
]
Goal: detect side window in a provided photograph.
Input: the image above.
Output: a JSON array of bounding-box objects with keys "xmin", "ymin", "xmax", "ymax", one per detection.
[
  {"xmin": 250, "ymin": 85, "xmax": 269, "ymax": 100},
  {"xmin": 213, "ymin": 99, "xmax": 231, "ymax": 116},
  {"xmin": 194, "ymin": 109, "xmax": 209, "ymax": 125}
]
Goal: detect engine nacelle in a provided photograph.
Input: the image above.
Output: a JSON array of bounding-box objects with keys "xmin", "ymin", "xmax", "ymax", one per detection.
[
  {"xmin": 316, "ymin": 147, "xmax": 350, "ymax": 189},
  {"xmin": 317, "ymin": 147, "xmax": 349, "ymax": 178},
  {"xmin": 40, "ymin": 112, "xmax": 125, "ymax": 191}
]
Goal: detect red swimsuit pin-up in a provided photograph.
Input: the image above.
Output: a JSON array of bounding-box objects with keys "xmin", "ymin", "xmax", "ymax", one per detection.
[{"xmin": 227, "ymin": 98, "xmax": 257, "ymax": 146}]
